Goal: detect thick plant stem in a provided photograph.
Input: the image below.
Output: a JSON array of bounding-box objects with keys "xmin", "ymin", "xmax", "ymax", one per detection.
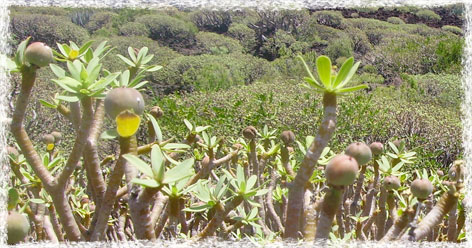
[
  {"xmin": 315, "ymin": 185, "xmax": 344, "ymax": 240},
  {"xmin": 350, "ymin": 165, "xmax": 366, "ymax": 216},
  {"xmin": 83, "ymin": 100, "xmax": 107, "ymax": 209},
  {"xmin": 267, "ymin": 169, "xmax": 284, "ymax": 234},
  {"xmin": 197, "ymin": 196, "xmax": 244, "ymax": 240},
  {"xmin": 447, "ymin": 202, "xmax": 457, "ymax": 242},
  {"xmin": 381, "ymin": 208, "xmax": 414, "ymax": 241},
  {"xmin": 404, "ymin": 185, "xmax": 461, "ymax": 241},
  {"xmin": 90, "ymin": 138, "xmax": 132, "ymax": 240},
  {"xmin": 12, "ymin": 67, "xmax": 83, "ymax": 241},
  {"xmin": 375, "ymin": 187, "xmax": 388, "ymax": 240},
  {"xmin": 285, "ymin": 93, "xmax": 337, "ymax": 239}
]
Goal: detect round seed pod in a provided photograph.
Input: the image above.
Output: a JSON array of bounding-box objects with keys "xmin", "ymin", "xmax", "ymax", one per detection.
[
  {"xmin": 410, "ymin": 178, "xmax": 433, "ymax": 200},
  {"xmin": 50, "ymin": 131, "xmax": 62, "ymax": 142},
  {"xmin": 392, "ymin": 139, "xmax": 405, "ymax": 150},
  {"xmin": 242, "ymin": 126, "xmax": 257, "ymax": 140},
  {"xmin": 7, "ymin": 146, "xmax": 19, "ymax": 157},
  {"xmin": 7, "ymin": 212, "xmax": 30, "ymax": 245},
  {"xmin": 104, "ymin": 87, "xmax": 145, "ymax": 120},
  {"xmin": 325, "ymin": 154, "xmax": 359, "ymax": 186},
  {"xmin": 24, "ymin": 42, "xmax": 53, "ymax": 67},
  {"xmin": 41, "ymin": 134, "xmax": 55, "ymax": 144},
  {"xmin": 345, "ymin": 142, "xmax": 372, "ymax": 166},
  {"xmin": 150, "ymin": 106, "xmax": 164, "ymax": 119},
  {"xmin": 383, "ymin": 175, "xmax": 401, "ymax": 191},
  {"xmin": 280, "ymin": 130, "xmax": 295, "ymax": 146},
  {"xmin": 437, "ymin": 169, "xmax": 444, "ymax": 177},
  {"xmin": 369, "ymin": 142, "xmax": 383, "ymax": 156}
]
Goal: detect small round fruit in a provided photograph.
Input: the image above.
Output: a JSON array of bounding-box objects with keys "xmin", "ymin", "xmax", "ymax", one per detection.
[
  {"xmin": 410, "ymin": 179, "xmax": 433, "ymax": 200},
  {"xmin": 383, "ymin": 175, "xmax": 401, "ymax": 191},
  {"xmin": 242, "ymin": 126, "xmax": 257, "ymax": 140},
  {"xmin": 345, "ymin": 142, "xmax": 372, "ymax": 166},
  {"xmin": 104, "ymin": 87, "xmax": 145, "ymax": 120},
  {"xmin": 24, "ymin": 42, "xmax": 53, "ymax": 67},
  {"xmin": 325, "ymin": 154, "xmax": 359, "ymax": 186},
  {"xmin": 41, "ymin": 134, "xmax": 55, "ymax": 144},
  {"xmin": 369, "ymin": 142, "xmax": 383, "ymax": 156},
  {"xmin": 280, "ymin": 130, "xmax": 295, "ymax": 145},
  {"xmin": 7, "ymin": 212, "xmax": 30, "ymax": 245},
  {"xmin": 51, "ymin": 131, "xmax": 62, "ymax": 142},
  {"xmin": 150, "ymin": 106, "xmax": 164, "ymax": 119}
]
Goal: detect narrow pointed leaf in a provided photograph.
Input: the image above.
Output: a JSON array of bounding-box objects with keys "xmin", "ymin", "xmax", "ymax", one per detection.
[
  {"xmin": 123, "ymin": 154, "xmax": 153, "ymax": 178},
  {"xmin": 163, "ymin": 158, "xmax": 194, "ymax": 184},
  {"xmin": 131, "ymin": 178, "xmax": 160, "ymax": 188},
  {"xmin": 333, "ymin": 57, "xmax": 354, "ymax": 87},
  {"xmin": 316, "ymin": 56, "xmax": 332, "ymax": 88}
]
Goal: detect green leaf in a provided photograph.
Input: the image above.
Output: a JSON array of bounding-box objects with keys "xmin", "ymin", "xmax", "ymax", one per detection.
[
  {"xmin": 303, "ymin": 77, "xmax": 325, "ymax": 91},
  {"xmin": 136, "ymin": 47, "xmax": 149, "ymax": 64},
  {"xmin": 56, "ymin": 95, "xmax": 80, "ymax": 102},
  {"xmin": 150, "ymin": 145, "xmax": 165, "ymax": 182},
  {"xmin": 141, "ymin": 54, "xmax": 153, "ymax": 65},
  {"xmin": 145, "ymin": 65, "xmax": 162, "ymax": 72},
  {"xmin": 53, "ymin": 77, "xmax": 81, "ymax": 93},
  {"xmin": 255, "ymin": 188, "xmax": 269, "ymax": 196},
  {"xmin": 100, "ymin": 129, "xmax": 118, "ymax": 140},
  {"xmin": 39, "ymin": 99, "xmax": 57, "ymax": 109},
  {"xmin": 236, "ymin": 165, "xmax": 245, "ymax": 186},
  {"xmin": 123, "ymin": 154, "xmax": 154, "ymax": 178},
  {"xmin": 128, "ymin": 47, "xmax": 137, "ymax": 62},
  {"xmin": 246, "ymin": 175, "xmax": 257, "ymax": 191},
  {"xmin": 184, "ymin": 119, "xmax": 193, "ymax": 131},
  {"xmin": 163, "ymin": 158, "xmax": 194, "ymax": 184},
  {"xmin": 333, "ymin": 57, "xmax": 354, "ymax": 88},
  {"xmin": 16, "ymin": 37, "xmax": 31, "ymax": 66},
  {"xmin": 146, "ymin": 114, "xmax": 162, "ymax": 142},
  {"xmin": 316, "ymin": 56, "xmax": 332, "ymax": 88},
  {"xmin": 67, "ymin": 60, "xmax": 81, "ymax": 81},
  {"xmin": 30, "ymin": 198, "xmax": 46, "ymax": 204},
  {"xmin": 336, "ymin": 84, "xmax": 367, "ymax": 94},
  {"xmin": 131, "ymin": 178, "xmax": 160, "ymax": 188},
  {"xmin": 163, "ymin": 143, "xmax": 191, "ymax": 150},
  {"xmin": 183, "ymin": 204, "xmax": 211, "ymax": 212},
  {"xmin": 120, "ymin": 70, "xmax": 130, "ymax": 87},
  {"xmin": 50, "ymin": 64, "xmax": 66, "ymax": 78},
  {"xmin": 79, "ymin": 40, "xmax": 94, "ymax": 55},
  {"xmin": 117, "ymin": 54, "xmax": 135, "ymax": 67},
  {"xmin": 195, "ymin": 126, "xmax": 211, "ymax": 133},
  {"xmin": 335, "ymin": 61, "xmax": 360, "ymax": 89}
]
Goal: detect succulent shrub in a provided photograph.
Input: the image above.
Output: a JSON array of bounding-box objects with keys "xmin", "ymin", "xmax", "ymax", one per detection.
[
  {"xmin": 227, "ymin": 23, "xmax": 257, "ymax": 53},
  {"xmin": 85, "ymin": 11, "xmax": 118, "ymax": 34},
  {"xmin": 189, "ymin": 10, "xmax": 232, "ymax": 33},
  {"xmin": 369, "ymin": 142, "xmax": 383, "ymax": 156},
  {"xmin": 10, "ymin": 14, "xmax": 89, "ymax": 47},
  {"xmin": 135, "ymin": 14, "xmax": 197, "ymax": 50},
  {"xmin": 312, "ymin": 10, "xmax": 346, "ymax": 29},
  {"xmin": 118, "ymin": 22, "xmax": 150, "ymax": 37},
  {"xmin": 441, "ymin": 25, "xmax": 463, "ymax": 35},
  {"xmin": 415, "ymin": 9, "xmax": 442, "ymax": 22},
  {"xmin": 194, "ymin": 32, "xmax": 244, "ymax": 55},
  {"xmin": 387, "ymin": 17, "xmax": 405, "ymax": 25},
  {"xmin": 383, "ymin": 175, "xmax": 401, "ymax": 191}
]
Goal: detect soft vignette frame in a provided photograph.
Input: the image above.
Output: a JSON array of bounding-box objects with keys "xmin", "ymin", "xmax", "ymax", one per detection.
[{"xmin": 0, "ymin": 0, "xmax": 470, "ymax": 247}]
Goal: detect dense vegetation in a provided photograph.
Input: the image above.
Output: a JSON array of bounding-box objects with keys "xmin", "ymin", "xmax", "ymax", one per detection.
[{"xmin": 6, "ymin": 4, "xmax": 466, "ymax": 245}]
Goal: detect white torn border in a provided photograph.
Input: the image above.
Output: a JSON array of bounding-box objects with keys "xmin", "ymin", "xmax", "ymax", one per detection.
[{"xmin": 0, "ymin": 0, "xmax": 470, "ymax": 247}]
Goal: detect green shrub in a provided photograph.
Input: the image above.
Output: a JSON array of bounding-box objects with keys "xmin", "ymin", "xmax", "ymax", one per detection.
[
  {"xmin": 312, "ymin": 11, "xmax": 346, "ymax": 29},
  {"xmin": 189, "ymin": 10, "xmax": 232, "ymax": 33},
  {"xmin": 361, "ymin": 64, "xmax": 377, "ymax": 74},
  {"xmin": 415, "ymin": 9, "xmax": 441, "ymax": 22},
  {"xmin": 229, "ymin": 9, "xmax": 260, "ymax": 25},
  {"xmin": 344, "ymin": 27, "xmax": 372, "ymax": 55},
  {"xmin": 350, "ymin": 13, "xmax": 359, "ymax": 18},
  {"xmin": 393, "ymin": 6, "xmax": 420, "ymax": 13},
  {"xmin": 354, "ymin": 7, "xmax": 379, "ymax": 13},
  {"xmin": 119, "ymin": 22, "xmax": 150, "ymax": 37},
  {"xmin": 325, "ymin": 37, "xmax": 353, "ymax": 60},
  {"xmin": 271, "ymin": 51, "xmax": 317, "ymax": 79},
  {"xmin": 110, "ymin": 8, "xmax": 153, "ymax": 28},
  {"xmin": 92, "ymin": 27, "xmax": 118, "ymax": 37},
  {"xmin": 154, "ymin": 76, "xmax": 462, "ymax": 167},
  {"xmin": 10, "ymin": 6, "xmax": 69, "ymax": 16},
  {"xmin": 10, "ymin": 14, "xmax": 90, "ymax": 48},
  {"xmin": 354, "ymin": 72, "xmax": 385, "ymax": 85},
  {"xmin": 194, "ymin": 32, "xmax": 244, "ymax": 55},
  {"xmin": 297, "ymin": 19, "xmax": 344, "ymax": 44},
  {"xmin": 335, "ymin": 57, "xmax": 347, "ymax": 67},
  {"xmin": 85, "ymin": 11, "xmax": 118, "ymax": 33},
  {"xmin": 441, "ymin": 25, "xmax": 463, "ymax": 35},
  {"xmin": 433, "ymin": 37, "xmax": 464, "ymax": 74},
  {"xmin": 149, "ymin": 53, "xmax": 275, "ymax": 94},
  {"xmin": 136, "ymin": 14, "xmax": 197, "ymax": 50},
  {"xmin": 387, "ymin": 17, "xmax": 405, "ymax": 25},
  {"xmin": 227, "ymin": 23, "xmax": 257, "ymax": 53},
  {"xmin": 260, "ymin": 30, "xmax": 297, "ymax": 60}
]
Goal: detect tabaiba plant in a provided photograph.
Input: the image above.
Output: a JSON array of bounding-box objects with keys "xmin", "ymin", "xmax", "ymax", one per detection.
[{"xmin": 6, "ymin": 36, "xmax": 465, "ymax": 245}]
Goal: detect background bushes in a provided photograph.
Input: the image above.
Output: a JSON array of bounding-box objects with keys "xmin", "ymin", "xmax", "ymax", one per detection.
[
  {"xmin": 136, "ymin": 14, "xmax": 198, "ymax": 50},
  {"xmin": 194, "ymin": 32, "xmax": 244, "ymax": 55},
  {"xmin": 10, "ymin": 14, "xmax": 89, "ymax": 48}
]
